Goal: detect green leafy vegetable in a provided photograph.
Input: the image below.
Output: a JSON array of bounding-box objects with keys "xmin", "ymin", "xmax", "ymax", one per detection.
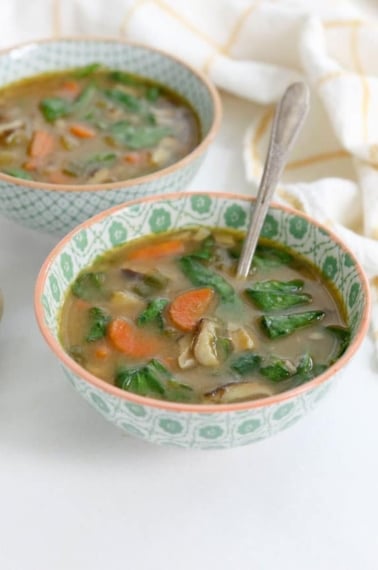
[
  {"xmin": 124, "ymin": 269, "xmax": 169, "ymax": 297},
  {"xmin": 260, "ymin": 358, "xmax": 294, "ymax": 382},
  {"xmin": 291, "ymin": 355, "xmax": 327, "ymax": 387},
  {"xmin": 146, "ymin": 86, "xmax": 160, "ymax": 102},
  {"xmin": 137, "ymin": 298, "xmax": 169, "ymax": 329},
  {"xmin": 253, "ymin": 245, "xmax": 294, "ymax": 269},
  {"xmin": 190, "ymin": 235, "xmax": 215, "ymax": 261},
  {"xmin": 109, "ymin": 70, "xmax": 139, "ymax": 86},
  {"xmin": 216, "ymin": 337, "xmax": 234, "ymax": 362},
  {"xmin": 179, "ymin": 256, "xmax": 235, "ymax": 302},
  {"xmin": 245, "ymin": 280, "xmax": 312, "ymax": 311},
  {"xmin": 64, "ymin": 153, "xmax": 117, "ymax": 177},
  {"xmin": 110, "ymin": 121, "xmax": 171, "ymax": 149},
  {"xmin": 104, "ymin": 89, "xmax": 142, "ymax": 112},
  {"xmin": 2, "ymin": 167, "xmax": 33, "ymax": 180},
  {"xmin": 40, "ymin": 97, "xmax": 71, "ymax": 122},
  {"xmin": 73, "ymin": 83, "xmax": 97, "ymax": 111},
  {"xmin": 74, "ymin": 63, "xmax": 102, "ymax": 78},
  {"xmin": 85, "ymin": 307, "xmax": 111, "ymax": 342},
  {"xmin": 326, "ymin": 325, "xmax": 351, "ymax": 360},
  {"xmin": 71, "ymin": 272, "xmax": 106, "ymax": 301},
  {"xmin": 115, "ymin": 358, "xmax": 196, "ymax": 402},
  {"xmin": 261, "ymin": 310, "xmax": 325, "ymax": 339},
  {"xmin": 230, "ymin": 351, "xmax": 262, "ymax": 376}
]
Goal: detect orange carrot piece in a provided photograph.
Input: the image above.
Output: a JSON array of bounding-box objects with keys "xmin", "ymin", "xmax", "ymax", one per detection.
[
  {"xmin": 47, "ymin": 170, "xmax": 71, "ymax": 184},
  {"xmin": 123, "ymin": 152, "xmax": 144, "ymax": 164},
  {"xmin": 29, "ymin": 130, "xmax": 55, "ymax": 158},
  {"xmin": 61, "ymin": 80, "xmax": 81, "ymax": 96},
  {"xmin": 94, "ymin": 342, "xmax": 111, "ymax": 359},
  {"xmin": 127, "ymin": 239, "xmax": 185, "ymax": 262},
  {"xmin": 69, "ymin": 123, "xmax": 96, "ymax": 139},
  {"xmin": 168, "ymin": 287, "xmax": 215, "ymax": 332},
  {"xmin": 23, "ymin": 159, "xmax": 39, "ymax": 171},
  {"xmin": 108, "ymin": 318, "xmax": 163, "ymax": 359}
]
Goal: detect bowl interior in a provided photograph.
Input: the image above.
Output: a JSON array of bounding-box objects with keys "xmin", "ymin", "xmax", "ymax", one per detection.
[
  {"xmin": 38, "ymin": 192, "xmax": 369, "ymax": 373},
  {"xmin": 0, "ymin": 38, "xmax": 215, "ymax": 137}
]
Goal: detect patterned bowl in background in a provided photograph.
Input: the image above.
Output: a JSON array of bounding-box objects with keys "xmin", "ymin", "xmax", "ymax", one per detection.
[
  {"xmin": 0, "ymin": 38, "xmax": 221, "ymax": 236},
  {"xmin": 34, "ymin": 192, "xmax": 370, "ymax": 449}
]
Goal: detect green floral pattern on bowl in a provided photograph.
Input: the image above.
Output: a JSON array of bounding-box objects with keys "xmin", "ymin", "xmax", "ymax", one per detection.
[
  {"xmin": 0, "ymin": 39, "xmax": 220, "ymax": 236},
  {"xmin": 35, "ymin": 193, "xmax": 369, "ymax": 449}
]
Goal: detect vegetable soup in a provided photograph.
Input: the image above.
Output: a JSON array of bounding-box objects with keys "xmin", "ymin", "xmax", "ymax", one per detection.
[
  {"xmin": 0, "ymin": 64, "xmax": 200, "ymax": 184},
  {"xmin": 59, "ymin": 227, "xmax": 350, "ymax": 405}
]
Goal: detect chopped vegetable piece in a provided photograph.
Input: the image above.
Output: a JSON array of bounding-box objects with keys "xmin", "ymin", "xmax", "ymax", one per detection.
[
  {"xmin": 216, "ymin": 337, "xmax": 233, "ymax": 362},
  {"xmin": 245, "ymin": 280, "xmax": 312, "ymax": 311},
  {"xmin": 61, "ymin": 80, "xmax": 81, "ymax": 95},
  {"xmin": 229, "ymin": 351, "xmax": 262, "ymax": 376},
  {"xmin": 69, "ymin": 345, "xmax": 85, "ymax": 365},
  {"xmin": 168, "ymin": 287, "xmax": 215, "ymax": 332},
  {"xmin": 261, "ymin": 310, "xmax": 325, "ymax": 339},
  {"xmin": 40, "ymin": 97, "xmax": 71, "ymax": 122},
  {"xmin": 253, "ymin": 245, "xmax": 294, "ymax": 268},
  {"xmin": 85, "ymin": 307, "xmax": 111, "ymax": 342},
  {"xmin": 109, "ymin": 70, "xmax": 139, "ymax": 85},
  {"xmin": 69, "ymin": 123, "xmax": 97, "ymax": 138},
  {"xmin": 64, "ymin": 153, "xmax": 117, "ymax": 177},
  {"xmin": 179, "ymin": 256, "xmax": 235, "ymax": 302},
  {"xmin": 190, "ymin": 235, "xmax": 215, "ymax": 261},
  {"xmin": 108, "ymin": 318, "xmax": 163, "ymax": 358},
  {"xmin": 128, "ymin": 239, "xmax": 185, "ymax": 261},
  {"xmin": 2, "ymin": 167, "xmax": 33, "ymax": 180},
  {"xmin": 122, "ymin": 268, "xmax": 169, "ymax": 297},
  {"xmin": 146, "ymin": 86, "xmax": 160, "ymax": 102},
  {"xmin": 327, "ymin": 325, "xmax": 351, "ymax": 360},
  {"xmin": 110, "ymin": 121, "xmax": 171, "ymax": 149},
  {"xmin": 71, "ymin": 272, "xmax": 106, "ymax": 301},
  {"xmin": 29, "ymin": 130, "xmax": 55, "ymax": 158},
  {"xmin": 104, "ymin": 89, "xmax": 142, "ymax": 112},
  {"xmin": 115, "ymin": 358, "xmax": 195, "ymax": 401},
  {"xmin": 94, "ymin": 342, "xmax": 111, "ymax": 359},
  {"xmin": 73, "ymin": 84, "xmax": 97, "ymax": 110},
  {"xmin": 204, "ymin": 381, "xmax": 275, "ymax": 403},
  {"xmin": 137, "ymin": 298, "xmax": 169, "ymax": 329},
  {"xmin": 74, "ymin": 63, "xmax": 102, "ymax": 78},
  {"xmin": 260, "ymin": 358, "xmax": 295, "ymax": 382}
]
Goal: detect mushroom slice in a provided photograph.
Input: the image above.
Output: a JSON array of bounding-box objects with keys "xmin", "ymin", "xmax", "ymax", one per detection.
[
  {"xmin": 203, "ymin": 381, "xmax": 276, "ymax": 404},
  {"xmin": 228, "ymin": 324, "xmax": 255, "ymax": 351},
  {"xmin": 0, "ymin": 119, "xmax": 24, "ymax": 135},
  {"xmin": 193, "ymin": 318, "xmax": 219, "ymax": 367},
  {"xmin": 192, "ymin": 227, "xmax": 211, "ymax": 241},
  {"xmin": 178, "ymin": 335, "xmax": 196, "ymax": 370}
]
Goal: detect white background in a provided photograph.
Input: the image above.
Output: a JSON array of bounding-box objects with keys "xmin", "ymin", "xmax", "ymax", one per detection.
[{"xmin": 0, "ymin": 91, "xmax": 378, "ymax": 569}]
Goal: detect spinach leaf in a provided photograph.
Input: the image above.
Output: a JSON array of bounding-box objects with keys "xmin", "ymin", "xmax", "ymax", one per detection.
[
  {"xmin": 229, "ymin": 242, "xmax": 293, "ymax": 268},
  {"xmin": 64, "ymin": 153, "xmax": 117, "ymax": 177},
  {"xmin": 326, "ymin": 325, "xmax": 351, "ymax": 360},
  {"xmin": 85, "ymin": 307, "xmax": 111, "ymax": 342},
  {"xmin": 190, "ymin": 235, "xmax": 215, "ymax": 261},
  {"xmin": 104, "ymin": 89, "xmax": 142, "ymax": 112},
  {"xmin": 73, "ymin": 83, "xmax": 97, "ymax": 111},
  {"xmin": 291, "ymin": 354, "xmax": 328, "ymax": 387},
  {"xmin": 261, "ymin": 310, "xmax": 325, "ymax": 339},
  {"xmin": 74, "ymin": 62, "xmax": 102, "ymax": 78},
  {"xmin": 137, "ymin": 298, "xmax": 169, "ymax": 329},
  {"xmin": 110, "ymin": 121, "xmax": 171, "ymax": 149},
  {"xmin": 109, "ymin": 70, "xmax": 139, "ymax": 86},
  {"xmin": 245, "ymin": 280, "xmax": 312, "ymax": 311},
  {"xmin": 229, "ymin": 351, "xmax": 261, "ymax": 376},
  {"xmin": 40, "ymin": 97, "xmax": 71, "ymax": 122},
  {"xmin": 216, "ymin": 337, "xmax": 234, "ymax": 362},
  {"xmin": 3, "ymin": 167, "xmax": 33, "ymax": 180},
  {"xmin": 260, "ymin": 358, "xmax": 294, "ymax": 382},
  {"xmin": 115, "ymin": 358, "xmax": 196, "ymax": 402},
  {"xmin": 146, "ymin": 86, "xmax": 160, "ymax": 102},
  {"xmin": 122, "ymin": 268, "xmax": 169, "ymax": 297},
  {"xmin": 179, "ymin": 256, "xmax": 235, "ymax": 302},
  {"xmin": 71, "ymin": 272, "xmax": 106, "ymax": 301}
]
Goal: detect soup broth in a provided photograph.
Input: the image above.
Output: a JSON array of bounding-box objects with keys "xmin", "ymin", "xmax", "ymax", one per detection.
[
  {"xmin": 59, "ymin": 227, "xmax": 350, "ymax": 404},
  {"xmin": 0, "ymin": 64, "xmax": 200, "ymax": 184}
]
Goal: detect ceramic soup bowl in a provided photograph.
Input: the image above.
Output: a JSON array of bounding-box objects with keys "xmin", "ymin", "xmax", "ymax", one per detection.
[
  {"xmin": 0, "ymin": 38, "xmax": 221, "ymax": 236},
  {"xmin": 35, "ymin": 192, "xmax": 370, "ymax": 449}
]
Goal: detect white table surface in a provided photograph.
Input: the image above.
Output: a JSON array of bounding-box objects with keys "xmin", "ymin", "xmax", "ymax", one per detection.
[{"xmin": 0, "ymin": 92, "xmax": 378, "ymax": 570}]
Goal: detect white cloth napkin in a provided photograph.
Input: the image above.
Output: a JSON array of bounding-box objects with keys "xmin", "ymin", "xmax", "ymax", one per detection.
[{"xmin": 2, "ymin": 0, "xmax": 378, "ymax": 353}]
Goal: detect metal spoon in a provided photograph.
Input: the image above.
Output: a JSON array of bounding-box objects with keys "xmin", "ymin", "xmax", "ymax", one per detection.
[{"xmin": 236, "ymin": 81, "xmax": 310, "ymax": 279}]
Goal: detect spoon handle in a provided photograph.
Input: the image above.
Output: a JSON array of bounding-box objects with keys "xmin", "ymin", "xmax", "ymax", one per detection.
[{"xmin": 236, "ymin": 81, "xmax": 310, "ymax": 279}]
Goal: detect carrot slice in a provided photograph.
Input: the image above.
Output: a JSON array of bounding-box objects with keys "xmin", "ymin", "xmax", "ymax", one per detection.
[
  {"xmin": 108, "ymin": 318, "xmax": 163, "ymax": 359},
  {"xmin": 29, "ymin": 130, "xmax": 55, "ymax": 158},
  {"xmin": 23, "ymin": 159, "xmax": 39, "ymax": 171},
  {"xmin": 168, "ymin": 287, "xmax": 215, "ymax": 332},
  {"xmin": 47, "ymin": 170, "xmax": 71, "ymax": 184},
  {"xmin": 61, "ymin": 80, "xmax": 81, "ymax": 96},
  {"xmin": 69, "ymin": 123, "xmax": 96, "ymax": 139},
  {"xmin": 94, "ymin": 342, "xmax": 111, "ymax": 359},
  {"xmin": 128, "ymin": 239, "xmax": 185, "ymax": 262},
  {"xmin": 123, "ymin": 151, "xmax": 146, "ymax": 164}
]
